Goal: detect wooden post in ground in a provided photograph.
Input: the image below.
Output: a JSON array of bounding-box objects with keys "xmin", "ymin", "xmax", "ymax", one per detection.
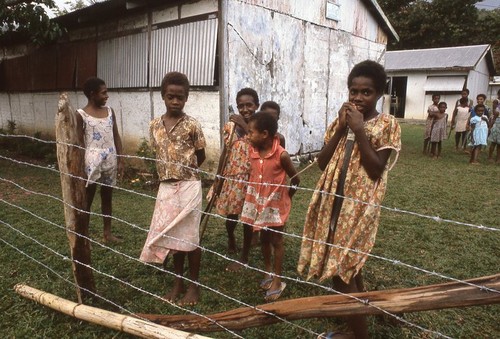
[
  {"xmin": 55, "ymin": 92, "xmax": 95, "ymax": 302},
  {"xmin": 137, "ymin": 274, "xmax": 500, "ymax": 332},
  {"xmin": 14, "ymin": 284, "xmax": 211, "ymax": 339}
]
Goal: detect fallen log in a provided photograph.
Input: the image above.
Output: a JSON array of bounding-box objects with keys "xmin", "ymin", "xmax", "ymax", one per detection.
[
  {"xmin": 55, "ymin": 92, "xmax": 95, "ymax": 302},
  {"xmin": 14, "ymin": 284, "xmax": 211, "ymax": 339},
  {"xmin": 138, "ymin": 274, "xmax": 500, "ymax": 332}
]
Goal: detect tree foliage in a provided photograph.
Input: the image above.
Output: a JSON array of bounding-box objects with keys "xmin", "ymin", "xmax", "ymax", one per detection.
[
  {"xmin": 379, "ymin": 0, "xmax": 500, "ymax": 73},
  {"xmin": 0, "ymin": 0, "xmax": 64, "ymax": 44}
]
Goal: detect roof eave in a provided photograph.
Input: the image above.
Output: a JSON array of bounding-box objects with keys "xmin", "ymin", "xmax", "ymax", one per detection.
[{"xmin": 361, "ymin": 0, "xmax": 399, "ymax": 42}]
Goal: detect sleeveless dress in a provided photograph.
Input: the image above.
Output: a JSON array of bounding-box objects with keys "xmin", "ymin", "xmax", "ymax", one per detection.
[
  {"xmin": 240, "ymin": 136, "xmax": 290, "ymax": 231},
  {"xmin": 470, "ymin": 116, "xmax": 488, "ymax": 146},
  {"xmin": 78, "ymin": 107, "xmax": 117, "ymax": 187},
  {"xmin": 454, "ymin": 107, "xmax": 470, "ymax": 132}
]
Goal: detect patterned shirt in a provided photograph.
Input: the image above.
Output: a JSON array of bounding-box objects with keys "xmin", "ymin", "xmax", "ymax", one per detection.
[{"xmin": 150, "ymin": 114, "xmax": 206, "ymax": 181}]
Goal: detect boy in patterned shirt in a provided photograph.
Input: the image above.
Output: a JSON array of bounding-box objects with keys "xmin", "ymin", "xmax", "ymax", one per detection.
[{"xmin": 140, "ymin": 72, "xmax": 206, "ymax": 306}]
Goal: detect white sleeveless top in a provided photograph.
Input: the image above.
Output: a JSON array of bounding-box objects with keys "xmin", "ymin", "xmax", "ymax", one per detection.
[{"xmin": 78, "ymin": 107, "xmax": 117, "ymax": 187}]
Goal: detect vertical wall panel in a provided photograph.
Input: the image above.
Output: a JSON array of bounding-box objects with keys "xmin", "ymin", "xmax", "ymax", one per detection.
[
  {"xmin": 150, "ymin": 18, "xmax": 218, "ymax": 86},
  {"xmin": 97, "ymin": 32, "xmax": 148, "ymax": 88}
]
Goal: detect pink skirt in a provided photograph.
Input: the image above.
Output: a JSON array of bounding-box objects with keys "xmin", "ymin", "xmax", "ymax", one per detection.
[{"xmin": 140, "ymin": 180, "xmax": 202, "ymax": 264}]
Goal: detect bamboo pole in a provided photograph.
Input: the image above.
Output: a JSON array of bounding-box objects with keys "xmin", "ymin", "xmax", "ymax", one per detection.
[
  {"xmin": 137, "ymin": 274, "xmax": 500, "ymax": 332},
  {"xmin": 55, "ymin": 92, "xmax": 95, "ymax": 302},
  {"xmin": 14, "ymin": 284, "xmax": 211, "ymax": 339}
]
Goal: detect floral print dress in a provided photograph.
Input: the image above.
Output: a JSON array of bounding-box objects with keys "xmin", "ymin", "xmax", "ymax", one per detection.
[
  {"xmin": 297, "ymin": 113, "xmax": 401, "ymax": 284},
  {"xmin": 78, "ymin": 107, "xmax": 117, "ymax": 187},
  {"xmin": 215, "ymin": 122, "xmax": 251, "ymax": 216}
]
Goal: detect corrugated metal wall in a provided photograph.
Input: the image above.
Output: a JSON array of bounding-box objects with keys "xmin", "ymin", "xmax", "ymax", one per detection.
[
  {"xmin": 97, "ymin": 32, "xmax": 149, "ymax": 88},
  {"xmin": 150, "ymin": 18, "xmax": 218, "ymax": 87}
]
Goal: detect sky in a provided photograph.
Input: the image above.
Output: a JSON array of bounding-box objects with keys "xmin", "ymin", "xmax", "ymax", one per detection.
[{"xmin": 475, "ymin": 0, "xmax": 500, "ymax": 10}]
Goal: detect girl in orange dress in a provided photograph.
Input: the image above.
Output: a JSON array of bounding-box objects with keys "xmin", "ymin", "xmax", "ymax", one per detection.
[
  {"xmin": 297, "ymin": 60, "xmax": 401, "ymax": 338},
  {"xmin": 240, "ymin": 112, "xmax": 300, "ymax": 302}
]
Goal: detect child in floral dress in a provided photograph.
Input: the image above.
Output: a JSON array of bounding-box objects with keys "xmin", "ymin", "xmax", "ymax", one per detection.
[
  {"xmin": 240, "ymin": 112, "xmax": 300, "ymax": 301},
  {"xmin": 298, "ymin": 60, "xmax": 401, "ymax": 338}
]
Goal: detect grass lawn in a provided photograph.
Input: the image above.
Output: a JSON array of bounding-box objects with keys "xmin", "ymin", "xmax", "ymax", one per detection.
[{"xmin": 0, "ymin": 123, "xmax": 499, "ymax": 338}]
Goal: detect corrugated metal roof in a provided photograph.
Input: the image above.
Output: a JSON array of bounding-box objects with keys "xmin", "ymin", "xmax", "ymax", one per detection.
[{"xmin": 385, "ymin": 44, "xmax": 490, "ymax": 72}]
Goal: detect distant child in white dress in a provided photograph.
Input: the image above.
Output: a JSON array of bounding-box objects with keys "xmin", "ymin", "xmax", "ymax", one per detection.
[
  {"xmin": 77, "ymin": 77, "xmax": 123, "ymax": 244},
  {"xmin": 469, "ymin": 104, "xmax": 489, "ymax": 164}
]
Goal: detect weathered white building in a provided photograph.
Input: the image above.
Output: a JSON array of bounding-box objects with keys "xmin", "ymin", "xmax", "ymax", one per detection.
[
  {"xmin": 0, "ymin": 0, "xmax": 397, "ymax": 166},
  {"xmin": 384, "ymin": 44, "xmax": 495, "ymax": 120}
]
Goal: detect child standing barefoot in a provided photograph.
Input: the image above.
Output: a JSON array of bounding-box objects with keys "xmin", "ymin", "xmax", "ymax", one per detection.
[
  {"xmin": 451, "ymin": 97, "xmax": 471, "ymax": 151},
  {"xmin": 297, "ymin": 60, "xmax": 401, "ymax": 338},
  {"xmin": 429, "ymin": 102, "xmax": 448, "ymax": 159},
  {"xmin": 423, "ymin": 94, "xmax": 440, "ymax": 155},
  {"xmin": 240, "ymin": 112, "xmax": 300, "ymax": 301},
  {"xmin": 488, "ymin": 97, "xmax": 500, "ymax": 163},
  {"xmin": 215, "ymin": 88, "xmax": 259, "ymax": 270},
  {"xmin": 469, "ymin": 104, "xmax": 489, "ymax": 164},
  {"xmin": 76, "ymin": 77, "xmax": 123, "ymax": 244},
  {"xmin": 140, "ymin": 72, "xmax": 206, "ymax": 306}
]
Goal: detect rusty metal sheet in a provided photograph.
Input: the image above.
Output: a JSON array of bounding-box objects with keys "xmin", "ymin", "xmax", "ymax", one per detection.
[
  {"xmin": 77, "ymin": 41, "xmax": 97, "ymax": 89},
  {"xmin": 30, "ymin": 47, "xmax": 57, "ymax": 91},
  {"xmin": 57, "ymin": 43, "xmax": 78, "ymax": 90},
  {"xmin": 2, "ymin": 56, "xmax": 30, "ymax": 91}
]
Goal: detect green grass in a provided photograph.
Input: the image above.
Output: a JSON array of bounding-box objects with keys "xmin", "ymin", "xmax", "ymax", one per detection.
[{"xmin": 0, "ymin": 123, "xmax": 499, "ymax": 338}]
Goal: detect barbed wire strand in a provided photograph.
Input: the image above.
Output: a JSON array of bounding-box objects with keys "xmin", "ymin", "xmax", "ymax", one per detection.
[{"xmin": 0, "ymin": 134, "xmax": 498, "ymax": 233}]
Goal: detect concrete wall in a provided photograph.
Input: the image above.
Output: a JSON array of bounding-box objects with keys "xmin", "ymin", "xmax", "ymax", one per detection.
[
  {"xmin": 0, "ymin": 90, "xmax": 220, "ymax": 170},
  {"xmin": 225, "ymin": 0, "xmax": 387, "ymax": 154}
]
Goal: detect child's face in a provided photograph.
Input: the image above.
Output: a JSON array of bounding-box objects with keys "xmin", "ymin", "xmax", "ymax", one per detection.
[
  {"xmin": 476, "ymin": 107, "xmax": 485, "ymax": 116},
  {"xmin": 461, "ymin": 91, "xmax": 468, "ymax": 99},
  {"xmin": 476, "ymin": 97, "xmax": 485, "ymax": 105},
  {"xmin": 432, "ymin": 96, "xmax": 440, "ymax": 105},
  {"xmin": 439, "ymin": 104, "xmax": 447, "ymax": 113},
  {"xmin": 348, "ymin": 76, "xmax": 379, "ymax": 116},
  {"xmin": 262, "ymin": 108, "xmax": 280, "ymax": 121},
  {"xmin": 236, "ymin": 95, "xmax": 258, "ymax": 122},
  {"xmin": 92, "ymin": 85, "xmax": 108, "ymax": 107},
  {"xmin": 163, "ymin": 84, "xmax": 187, "ymax": 116},
  {"xmin": 247, "ymin": 120, "xmax": 266, "ymax": 148}
]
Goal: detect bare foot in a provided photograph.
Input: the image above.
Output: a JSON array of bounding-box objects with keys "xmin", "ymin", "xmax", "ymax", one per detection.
[
  {"xmin": 469, "ymin": 161, "xmax": 480, "ymax": 165},
  {"xmin": 225, "ymin": 260, "xmax": 247, "ymax": 272},
  {"xmin": 162, "ymin": 281, "xmax": 185, "ymax": 303},
  {"xmin": 177, "ymin": 284, "xmax": 200, "ymax": 306},
  {"xmin": 103, "ymin": 234, "xmax": 123, "ymax": 244}
]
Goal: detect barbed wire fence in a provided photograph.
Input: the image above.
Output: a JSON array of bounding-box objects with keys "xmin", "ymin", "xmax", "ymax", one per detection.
[{"xmin": 0, "ymin": 133, "xmax": 498, "ymax": 338}]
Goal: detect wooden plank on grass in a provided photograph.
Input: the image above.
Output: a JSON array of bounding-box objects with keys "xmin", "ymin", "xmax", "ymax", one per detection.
[
  {"xmin": 14, "ymin": 284, "xmax": 211, "ymax": 339},
  {"xmin": 137, "ymin": 274, "xmax": 500, "ymax": 332},
  {"xmin": 55, "ymin": 92, "xmax": 95, "ymax": 302}
]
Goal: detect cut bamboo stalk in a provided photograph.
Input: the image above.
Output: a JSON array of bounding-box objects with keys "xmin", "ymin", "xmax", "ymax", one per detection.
[
  {"xmin": 14, "ymin": 284, "xmax": 211, "ymax": 339},
  {"xmin": 137, "ymin": 274, "xmax": 500, "ymax": 332},
  {"xmin": 55, "ymin": 92, "xmax": 95, "ymax": 302}
]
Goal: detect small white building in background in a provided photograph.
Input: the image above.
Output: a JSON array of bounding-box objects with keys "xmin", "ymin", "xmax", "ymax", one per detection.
[
  {"xmin": 384, "ymin": 44, "xmax": 496, "ymax": 120},
  {"xmin": 0, "ymin": 0, "xmax": 398, "ymax": 166}
]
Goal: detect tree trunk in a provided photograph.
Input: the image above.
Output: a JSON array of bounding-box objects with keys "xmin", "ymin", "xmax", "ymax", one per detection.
[
  {"xmin": 55, "ymin": 92, "xmax": 95, "ymax": 302},
  {"xmin": 138, "ymin": 274, "xmax": 500, "ymax": 332}
]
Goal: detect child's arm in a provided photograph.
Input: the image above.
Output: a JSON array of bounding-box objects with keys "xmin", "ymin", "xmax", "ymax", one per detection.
[
  {"xmin": 280, "ymin": 151, "xmax": 300, "ymax": 198},
  {"xmin": 317, "ymin": 103, "xmax": 349, "ymax": 170},
  {"xmin": 111, "ymin": 109, "xmax": 124, "ymax": 175},
  {"xmin": 346, "ymin": 106, "xmax": 392, "ymax": 181},
  {"xmin": 451, "ymin": 107, "xmax": 458, "ymax": 127},
  {"xmin": 229, "ymin": 114, "xmax": 249, "ymax": 134},
  {"xmin": 75, "ymin": 112, "xmax": 85, "ymax": 147},
  {"xmin": 195, "ymin": 148, "xmax": 206, "ymax": 167}
]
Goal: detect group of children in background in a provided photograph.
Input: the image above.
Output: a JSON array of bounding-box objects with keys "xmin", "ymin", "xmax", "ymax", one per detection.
[
  {"xmin": 423, "ymin": 89, "xmax": 500, "ymax": 164},
  {"xmin": 78, "ymin": 60, "xmax": 402, "ymax": 339}
]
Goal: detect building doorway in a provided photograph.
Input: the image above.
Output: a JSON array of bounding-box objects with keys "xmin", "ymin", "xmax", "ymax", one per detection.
[{"xmin": 388, "ymin": 76, "xmax": 407, "ymax": 118}]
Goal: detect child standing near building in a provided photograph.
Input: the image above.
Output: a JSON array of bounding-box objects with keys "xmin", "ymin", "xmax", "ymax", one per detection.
[
  {"xmin": 215, "ymin": 88, "xmax": 259, "ymax": 271},
  {"xmin": 240, "ymin": 112, "xmax": 300, "ymax": 301},
  {"xmin": 488, "ymin": 91, "xmax": 500, "ymax": 163},
  {"xmin": 140, "ymin": 72, "xmax": 206, "ymax": 306},
  {"xmin": 77, "ymin": 77, "xmax": 123, "ymax": 244},
  {"xmin": 469, "ymin": 104, "xmax": 489, "ymax": 164},
  {"xmin": 429, "ymin": 102, "xmax": 448, "ymax": 159},
  {"xmin": 297, "ymin": 60, "xmax": 401, "ymax": 339},
  {"xmin": 423, "ymin": 94, "xmax": 440, "ymax": 155},
  {"xmin": 451, "ymin": 97, "xmax": 471, "ymax": 151},
  {"xmin": 260, "ymin": 100, "xmax": 286, "ymax": 148}
]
